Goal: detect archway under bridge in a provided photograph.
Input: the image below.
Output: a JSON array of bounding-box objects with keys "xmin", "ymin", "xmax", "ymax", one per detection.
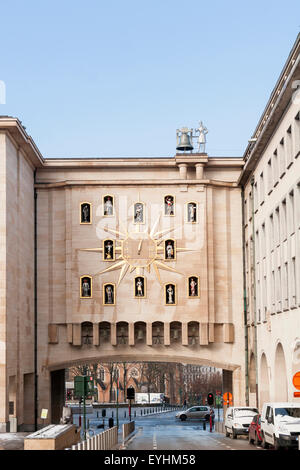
[{"xmin": 45, "ymin": 352, "xmax": 242, "ymax": 425}]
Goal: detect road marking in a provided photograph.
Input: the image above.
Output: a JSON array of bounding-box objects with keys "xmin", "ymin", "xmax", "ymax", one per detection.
[{"xmin": 153, "ymin": 433, "xmax": 157, "ymax": 450}]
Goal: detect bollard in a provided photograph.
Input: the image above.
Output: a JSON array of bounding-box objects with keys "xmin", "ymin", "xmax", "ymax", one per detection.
[
  {"xmin": 124, "ymin": 411, "xmax": 126, "ymax": 418},
  {"xmin": 109, "ymin": 417, "xmax": 114, "ymax": 428},
  {"xmin": 203, "ymin": 420, "xmax": 206, "ymax": 431}
]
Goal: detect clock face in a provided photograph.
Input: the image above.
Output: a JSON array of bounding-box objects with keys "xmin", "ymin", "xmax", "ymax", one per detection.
[{"xmin": 122, "ymin": 232, "xmax": 157, "ymax": 268}]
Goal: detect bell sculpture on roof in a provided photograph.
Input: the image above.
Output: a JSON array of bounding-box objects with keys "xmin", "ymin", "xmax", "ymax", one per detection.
[
  {"xmin": 176, "ymin": 127, "xmax": 194, "ymax": 152},
  {"xmin": 176, "ymin": 122, "xmax": 208, "ymax": 153}
]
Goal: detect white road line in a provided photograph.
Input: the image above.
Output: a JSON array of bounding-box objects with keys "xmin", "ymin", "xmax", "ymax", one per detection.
[{"xmin": 153, "ymin": 433, "xmax": 157, "ymax": 450}]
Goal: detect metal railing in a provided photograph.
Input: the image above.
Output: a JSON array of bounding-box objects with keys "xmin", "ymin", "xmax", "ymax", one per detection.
[{"xmin": 70, "ymin": 426, "xmax": 118, "ymax": 450}]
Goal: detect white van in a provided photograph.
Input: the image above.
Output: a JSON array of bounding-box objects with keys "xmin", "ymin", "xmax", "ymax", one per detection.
[
  {"xmin": 225, "ymin": 406, "xmax": 259, "ymax": 439},
  {"xmin": 260, "ymin": 402, "xmax": 300, "ymax": 450}
]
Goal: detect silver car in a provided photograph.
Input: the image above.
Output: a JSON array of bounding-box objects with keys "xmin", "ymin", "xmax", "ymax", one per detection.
[{"xmin": 176, "ymin": 406, "xmax": 211, "ymax": 421}]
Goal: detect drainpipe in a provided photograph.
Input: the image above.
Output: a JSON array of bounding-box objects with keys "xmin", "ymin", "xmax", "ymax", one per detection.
[
  {"xmin": 250, "ymin": 177, "xmax": 259, "ymax": 409},
  {"xmin": 241, "ymin": 187, "xmax": 249, "ymax": 406},
  {"xmin": 34, "ymin": 170, "xmax": 38, "ymax": 430}
]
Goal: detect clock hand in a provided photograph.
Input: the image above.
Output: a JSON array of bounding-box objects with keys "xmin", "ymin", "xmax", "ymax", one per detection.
[{"xmin": 138, "ymin": 239, "xmax": 143, "ymax": 255}]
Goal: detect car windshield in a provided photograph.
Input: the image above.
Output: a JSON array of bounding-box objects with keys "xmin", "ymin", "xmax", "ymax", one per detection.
[
  {"xmin": 275, "ymin": 408, "xmax": 300, "ymax": 419},
  {"xmin": 234, "ymin": 408, "xmax": 258, "ymax": 418}
]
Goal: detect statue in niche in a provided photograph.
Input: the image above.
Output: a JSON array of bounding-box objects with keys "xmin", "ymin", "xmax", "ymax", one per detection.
[
  {"xmin": 187, "ymin": 202, "xmax": 197, "ymax": 223},
  {"xmin": 104, "ymin": 240, "xmax": 114, "ymax": 260},
  {"xmin": 134, "ymin": 202, "xmax": 144, "ymax": 223},
  {"xmin": 188, "ymin": 276, "xmax": 199, "ymax": 297},
  {"xmin": 165, "ymin": 239, "xmax": 175, "ymax": 260},
  {"xmin": 81, "ymin": 203, "xmax": 91, "ymax": 223},
  {"xmin": 103, "ymin": 196, "xmax": 114, "ymax": 216},
  {"xmin": 135, "ymin": 277, "xmax": 145, "ymax": 297},
  {"xmin": 164, "ymin": 195, "xmax": 174, "ymax": 216},
  {"xmin": 166, "ymin": 284, "xmax": 175, "ymax": 304},
  {"xmin": 81, "ymin": 277, "xmax": 91, "ymax": 297},
  {"xmin": 104, "ymin": 284, "xmax": 114, "ymax": 305}
]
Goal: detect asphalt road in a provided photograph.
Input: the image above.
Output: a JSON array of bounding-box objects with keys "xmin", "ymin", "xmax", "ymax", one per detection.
[{"xmin": 123, "ymin": 410, "xmax": 265, "ymax": 451}]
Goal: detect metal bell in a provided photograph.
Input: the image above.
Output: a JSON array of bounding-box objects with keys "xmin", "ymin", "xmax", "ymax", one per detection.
[{"xmin": 176, "ymin": 127, "xmax": 194, "ymax": 152}]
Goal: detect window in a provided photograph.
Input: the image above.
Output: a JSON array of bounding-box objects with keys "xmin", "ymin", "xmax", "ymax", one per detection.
[
  {"xmin": 289, "ymin": 190, "xmax": 295, "ymax": 234},
  {"xmin": 271, "ymin": 270, "xmax": 275, "ymax": 313},
  {"xmin": 275, "ymin": 207, "xmax": 280, "ymax": 246},
  {"xmin": 277, "ymin": 266, "xmax": 282, "ymax": 312},
  {"xmin": 98, "ymin": 368, "xmax": 105, "ymax": 381},
  {"xmin": 273, "ymin": 149, "xmax": 279, "ymax": 185},
  {"xmin": 283, "ymin": 262, "xmax": 288, "ymax": 309},
  {"xmin": 261, "ymin": 223, "xmax": 266, "ymax": 258},
  {"xmin": 294, "ymin": 112, "xmax": 300, "ymax": 156},
  {"xmin": 269, "ymin": 214, "xmax": 274, "ymax": 250},
  {"xmin": 260, "ymin": 172, "xmax": 265, "ymax": 204},
  {"xmin": 279, "ymin": 138, "xmax": 286, "ymax": 177},
  {"xmin": 254, "ymin": 183, "xmax": 258, "ymax": 212},
  {"xmin": 282, "ymin": 199, "xmax": 287, "ymax": 241},
  {"xmin": 267, "ymin": 158, "xmax": 273, "ymax": 193},
  {"xmin": 262, "ymin": 274, "xmax": 267, "ymax": 322},
  {"xmin": 286, "ymin": 125, "xmax": 293, "ymax": 167},
  {"xmin": 291, "ymin": 257, "xmax": 297, "ymax": 307}
]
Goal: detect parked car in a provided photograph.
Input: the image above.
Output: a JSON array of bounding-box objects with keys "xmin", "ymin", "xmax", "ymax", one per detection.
[
  {"xmin": 175, "ymin": 406, "xmax": 210, "ymax": 421},
  {"xmin": 248, "ymin": 414, "xmax": 262, "ymax": 446},
  {"xmin": 260, "ymin": 402, "xmax": 300, "ymax": 450},
  {"xmin": 225, "ymin": 406, "xmax": 259, "ymax": 439}
]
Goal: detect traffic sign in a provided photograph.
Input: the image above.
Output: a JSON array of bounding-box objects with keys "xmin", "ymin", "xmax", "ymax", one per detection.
[
  {"xmin": 223, "ymin": 392, "xmax": 233, "ymax": 405},
  {"xmin": 292, "ymin": 371, "xmax": 300, "ymax": 391}
]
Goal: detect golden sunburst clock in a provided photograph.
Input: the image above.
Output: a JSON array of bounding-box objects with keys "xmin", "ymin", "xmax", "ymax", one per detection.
[{"xmin": 79, "ymin": 213, "xmax": 194, "ymax": 286}]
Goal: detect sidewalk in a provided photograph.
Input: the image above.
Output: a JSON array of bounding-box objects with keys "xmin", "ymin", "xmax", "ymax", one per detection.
[{"xmin": 0, "ymin": 433, "xmax": 30, "ymax": 450}]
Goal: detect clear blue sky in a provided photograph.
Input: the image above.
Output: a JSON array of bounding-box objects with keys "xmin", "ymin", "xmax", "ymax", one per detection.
[{"xmin": 1, "ymin": 0, "xmax": 299, "ymax": 158}]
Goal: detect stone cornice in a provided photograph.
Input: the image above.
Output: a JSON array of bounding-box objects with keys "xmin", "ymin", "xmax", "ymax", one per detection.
[
  {"xmin": 0, "ymin": 116, "xmax": 44, "ymax": 167},
  {"xmin": 35, "ymin": 179, "xmax": 239, "ymax": 189},
  {"xmin": 40, "ymin": 156, "xmax": 243, "ymax": 169}
]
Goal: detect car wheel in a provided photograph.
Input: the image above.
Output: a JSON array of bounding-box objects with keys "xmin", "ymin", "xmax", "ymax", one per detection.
[
  {"xmin": 225, "ymin": 427, "xmax": 230, "ymax": 438},
  {"xmin": 180, "ymin": 415, "xmax": 187, "ymax": 421},
  {"xmin": 231, "ymin": 428, "xmax": 237, "ymax": 439},
  {"xmin": 274, "ymin": 436, "xmax": 282, "ymax": 451},
  {"xmin": 261, "ymin": 433, "xmax": 269, "ymax": 449}
]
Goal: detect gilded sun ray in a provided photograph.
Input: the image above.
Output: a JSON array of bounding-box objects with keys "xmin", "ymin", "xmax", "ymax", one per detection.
[{"xmin": 80, "ymin": 216, "xmax": 195, "ymax": 286}]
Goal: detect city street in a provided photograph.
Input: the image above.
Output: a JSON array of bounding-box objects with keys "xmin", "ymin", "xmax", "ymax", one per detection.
[{"xmin": 122, "ymin": 410, "xmax": 264, "ymax": 451}]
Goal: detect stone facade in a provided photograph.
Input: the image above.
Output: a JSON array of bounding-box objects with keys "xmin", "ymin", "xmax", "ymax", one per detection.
[
  {"xmin": 2, "ymin": 34, "xmax": 299, "ymax": 430},
  {"xmin": 0, "ymin": 117, "xmax": 244, "ymax": 429},
  {"xmin": 240, "ymin": 34, "xmax": 300, "ymax": 407}
]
